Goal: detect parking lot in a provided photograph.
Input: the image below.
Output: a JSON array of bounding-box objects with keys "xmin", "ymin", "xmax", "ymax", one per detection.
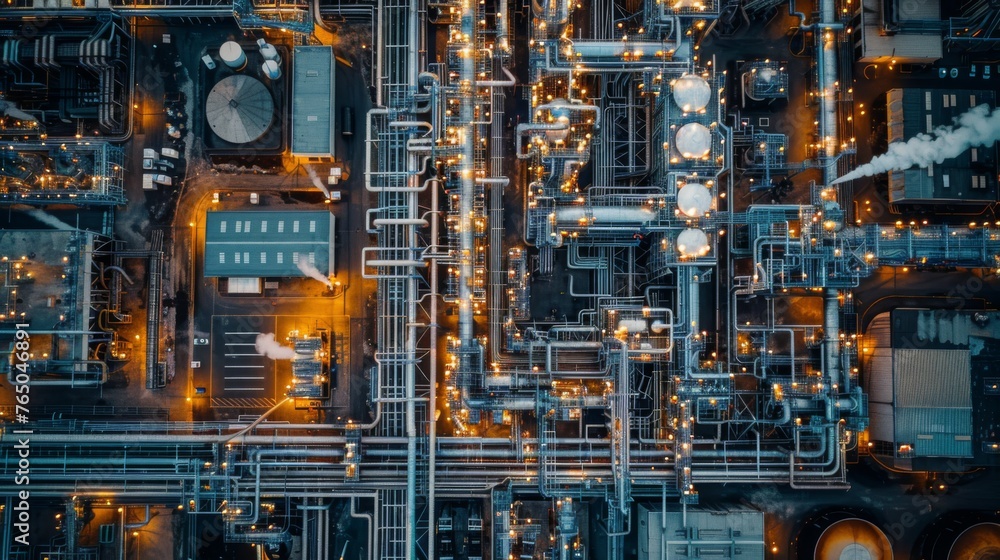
[{"xmin": 210, "ymin": 315, "xmax": 278, "ymax": 408}]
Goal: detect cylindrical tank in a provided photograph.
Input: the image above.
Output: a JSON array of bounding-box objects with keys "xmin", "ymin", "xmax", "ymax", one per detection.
[
  {"xmin": 815, "ymin": 518, "xmax": 892, "ymax": 560},
  {"xmin": 261, "ymin": 60, "xmax": 281, "ymax": 80},
  {"xmin": 257, "ymin": 38, "xmax": 280, "ymax": 63},
  {"xmin": 219, "ymin": 41, "xmax": 247, "ymax": 70},
  {"xmin": 916, "ymin": 514, "xmax": 1000, "ymax": 560},
  {"xmin": 796, "ymin": 512, "xmax": 893, "ymax": 560}
]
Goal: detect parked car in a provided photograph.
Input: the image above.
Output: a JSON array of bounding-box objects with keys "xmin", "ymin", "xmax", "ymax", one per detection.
[
  {"xmin": 970, "ymin": 64, "xmax": 977, "ymax": 77},
  {"xmin": 250, "ymin": 192, "xmax": 259, "ymax": 205},
  {"xmin": 985, "ymin": 65, "xmax": 992, "ymax": 79},
  {"xmin": 202, "ymin": 55, "xmax": 216, "ymax": 70},
  {"xmin": 143, "ymin": 174, "xmax": 172, "ymax": 190},
  {"xmin": 160, "ymin": 147, "xmax": 180, "ymax": 159}
]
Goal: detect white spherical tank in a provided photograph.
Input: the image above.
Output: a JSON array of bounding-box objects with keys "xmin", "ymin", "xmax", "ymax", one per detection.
[
  {"xmin": 261, "ymin": 60, "xmax": 281, "ymax": 80},
  {"xmin": 544, "ymin": 99, "xmax": 571, "ymax": 143},
  {"xmin": 675, "ymin": 122, "xmax": 712, "ymax": 159},
  {"xmin": 257, "ymin": 38, "xmax": 280, "ymax": 63},
  {"xmin": 220, "ymin": 41, "xmax": 247, "ymax": 70},
  {"xmin": 676, "ymin": 228, "xmax": 710, "ymax": 258},
  {"xmin": 672, "ymin": 74, "xmax": 712, "ymax": 113},
  {"xmin": 677, "ymin": 183, "xmax": 712, "ymax": 217}
]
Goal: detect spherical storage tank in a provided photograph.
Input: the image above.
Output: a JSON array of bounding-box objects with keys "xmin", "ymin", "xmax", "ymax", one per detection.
[
  {"xmin": 672, "ymin": 74, "xmax": 712, "ymax": 113},
  {"xmin": 675, "ymin": 122, "xmax": 711, "ymax": 159},
  {"xmin": 676, "ymin": 228, "xmax": 710, "ymax": 258},
  {"xmin": 219, "ymin": 41, "xmax": 247, "ymax": 70},
  {"xmin": 544, "ymin": 99, "xmax": 571, "ymax": 143},
  {"xmin": 677, "ymin": 183, "xmax": 712, "ymax": 217},
  {"xmin": 206, "ymin": 75, "xmax": 274, "ymax": 144}
]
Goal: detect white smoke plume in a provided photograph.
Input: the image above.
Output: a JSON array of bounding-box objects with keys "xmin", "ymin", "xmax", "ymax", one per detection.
[
  {"xmin": 304, "ymin": 165, "xmax": 332, "ymax": 198},
  {"xmin": 296, "ymin": 259, "xmax": 333, "ymax": 289},
  {"xmin": 254, "ymin": 333, "xmax": 297, "ymax": 360},
  {"xmin": 831, "ymin": 104, "xmax": 1000, "ymax": 185},
  {"xmin": 25, "ymin": 209, "xmax": 74, "ymax": 230}
]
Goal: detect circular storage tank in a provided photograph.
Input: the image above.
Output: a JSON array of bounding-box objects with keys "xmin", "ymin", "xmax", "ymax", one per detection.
[
  {"xmin": 948, "ymin": 522, "xmax": 1000, "ymax": 560},
  {"xmin": 676, "ymin": 228, "xmax": 710, "ymax": 258},
  {"xmin": 677, "ymin": 183, "xmax": 712, "ymax": 217},
  {"xmin": 219, "ymin": 41, "xmax": 247, "ymax": 70},
  {"xmin": 261, "ymin": 60, "xmax": 282, "ymax": 80},
  {"xmin": 545, "ymin": 99, "xmax": 571, "ymax": 142},
  {"xmin": 672, "ymin": 74, "xmax": 712, "ymax": 112},
  {"xmin": 815, "ymin": 518, "xmax": 892, "ymax": 560},
  {"xmin": 675, "ymin": 122, "xmax": 712, "ymax": 159},
  {"xmin": 206, "ymin": 75, "xmax": 274, "ymax": 144}
]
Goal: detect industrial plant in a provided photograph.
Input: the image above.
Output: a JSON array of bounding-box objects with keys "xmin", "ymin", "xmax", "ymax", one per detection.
[{"xmin": 1, "ymin": 0, "xmax": 1000, "ymax": 559}]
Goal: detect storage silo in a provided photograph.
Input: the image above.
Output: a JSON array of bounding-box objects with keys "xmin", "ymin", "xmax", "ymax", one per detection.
[
  {"xmin": 205, "ymin": 74, "xmax": 274, "ymax": 144},
  {"xmin": 219, "ymin": 41, "xmax": 247, "ymax": 70}
]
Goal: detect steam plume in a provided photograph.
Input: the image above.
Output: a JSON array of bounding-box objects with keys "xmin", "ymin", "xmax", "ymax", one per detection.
[
  {"xmin": 25, "ymin": 209, "xmax": 74, "ymax": 230},
  {"xmin": 296, "ymin": 259, "xmax": 333, "ymax": 289},
  {"xmin": 304, "ymin": 165, "xmax": 332, "ymax": 198},
  {"xmin": 254, "ymin": 333, "xmax": 297, "ymax": 360},
  {"xmin": 831, "ymin": 104, "xmax": 1000, "ymax": 185}
]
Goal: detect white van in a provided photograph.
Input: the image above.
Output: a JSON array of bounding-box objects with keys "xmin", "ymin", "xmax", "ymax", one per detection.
[
  {"xmin": 250, "ymin": 192, "xmax": 259, "ymax": 205},
  {"xmin": 161, "ymin": 147, "xmax": 180, "ymax": 159}
]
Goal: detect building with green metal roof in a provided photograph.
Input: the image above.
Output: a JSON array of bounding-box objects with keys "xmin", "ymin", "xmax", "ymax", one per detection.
[
  {"xmin": 204, "ymin": 210, "xmax": 334, "ymax": 278},
  {"xmin": 291, "ymin": 45, "xmax": 335, "ymax": 158}
]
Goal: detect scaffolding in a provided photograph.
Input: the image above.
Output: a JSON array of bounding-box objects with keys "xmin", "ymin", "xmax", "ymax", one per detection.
[{"xmin": 0, "ymin": 143, "xmax": 126, "ymax": 206}]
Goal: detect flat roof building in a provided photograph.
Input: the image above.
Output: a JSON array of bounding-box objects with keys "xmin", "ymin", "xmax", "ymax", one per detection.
[
  {"xmin": 204, "ymin": 210, "xmax": 335, "ymax": 278},
  {"xmin": 638, "ymin": 505, "xmax": 764, "ymax": 560},
  {"xmin": 852, "ymin": 0, "xmax": 943, "ymax": 64},
  {"xmin": 291, "ymin": 46, "xmax": 336, "ymax": 158},
  {"xmin": 885, "ymin": 88, "xmax": 997, "ymax": 206}
]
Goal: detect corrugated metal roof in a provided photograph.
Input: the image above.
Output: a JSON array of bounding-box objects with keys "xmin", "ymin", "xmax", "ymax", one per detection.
[
  {"xmin": 291, "ymin": 46, "xmax": 335, "ymax": 157},
  {"xmin": 895, "ymin": 408, "xmax": 973, "ymax": 457},
  {"xmin": 894, "ymin": 349, "xmax": 971, "ymax": 408},
  {"xmin": 204, "ymin": 211, "xmax": 333, "ymax": 278},
  {"xmin": 865, "ymin": 351, "xmax": 894, "ymax": 404},
  {"xmin": 869, "ymin": 403, "xmax": 895, "ymax": 443}
]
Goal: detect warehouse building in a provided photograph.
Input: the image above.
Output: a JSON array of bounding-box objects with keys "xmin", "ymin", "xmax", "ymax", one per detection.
[
  {"xmin": 291, "ymin": 45, "xmax": 336, "ymax": 159},
  {"xmin": 204, "ymin": 210, "xmax": 335, "ymax": 280},
  {"xmin": 884, "ymin": 88, "xmax": 998, "ymax": 207},
  {"xmin": 864, "ymin": 308, "xmax": 1000, "ymax": 471}
]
